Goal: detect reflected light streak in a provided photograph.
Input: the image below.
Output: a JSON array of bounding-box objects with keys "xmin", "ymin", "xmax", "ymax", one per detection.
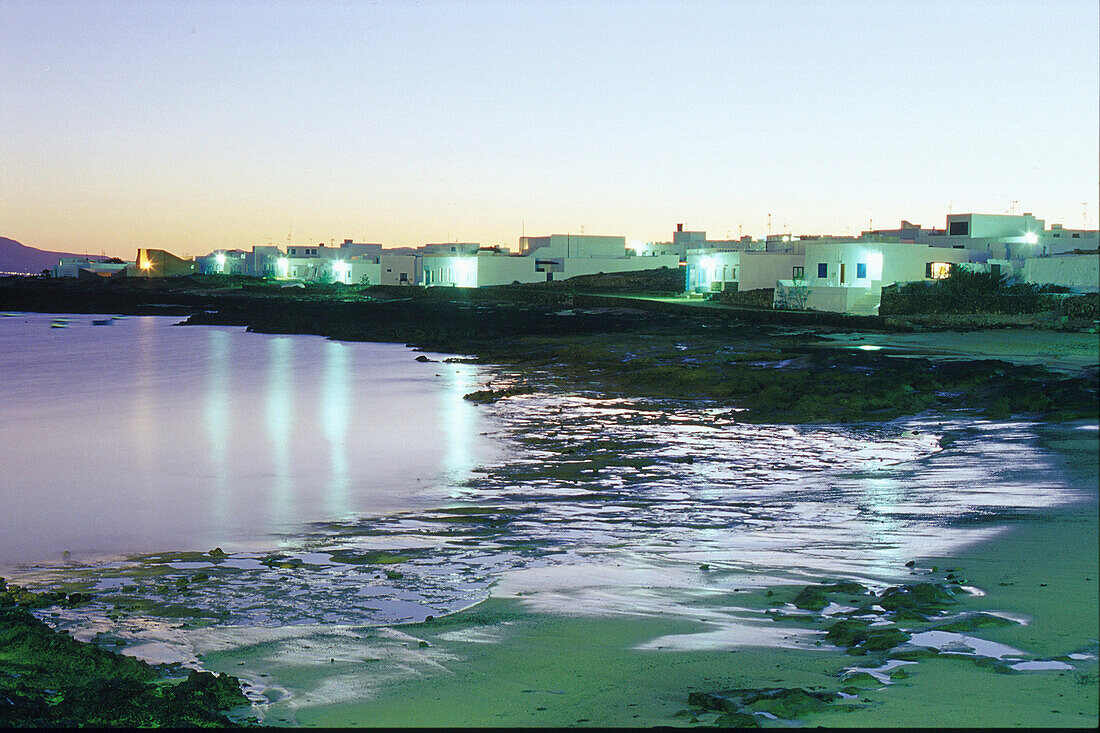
[
  {"xmin": 266, "ymin": 337, "xmax": 294, "ymax": 526},
  {"xmin": 321, "ymin": 340, "xmax": 351, "ymax": 517},
  {"xmin": 856, "ymin": 475, "xmax": 908, "ymax": 574},
  {"xmin": 441, "ymin": 363, "xmax": 479, "ymax": 495},
  {"xmin": 205, "ymin": 330, "xmax": 231, "ymax": 528},
  {"xmin": 130, "ymin": 317, "xmax": 157, "ymax": 473}
]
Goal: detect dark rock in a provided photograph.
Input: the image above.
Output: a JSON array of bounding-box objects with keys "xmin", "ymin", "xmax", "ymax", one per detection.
[
  {"xmin": 825, "ymin": 619, "xmax": 909, "ymax": 652},
  {"xmin": 889, "ymin": 648, "xmax": 942, "ymax": 661},
  {"xmin": 858, "ymin": 628, "xmax": 910, "ymax": 652},
  {"xmin": 745, "ymin": 688, "xmax": 833, "ymax": 719},
  {"xmin": 715, "ymin": 711, "xmax": 760, "ymax": 728},
  {"xmin": 840, "ymin": 672, "xmax": 881, "ymax": 688},
  {"xmin": 793, "ymin": 581, "xmax": 869, "ymax": 611},
  {"xmin": 691, "ymin": 688, "xmax": 833, "ymax": 721},
  {"xmin": 877, "ymin": 583, "xmax": 955, "ymax": 612},
  {"xmin": 892, "ymin": 609, "xmax": 929, "ymax": 622},
  {"xmin": 687, "ymin": 691, "xmax": 740, "ymax": 714},
  {"xmin": 824, "ymin": 619, "xmax": 872, "ymax": 647},
  {"xmin": 936, "ymin": 613, "xmax": 1017, "ymax": 633},
  {"xmin": 792, "ymin": 586, "xmax": 829, "ymax": 611}
]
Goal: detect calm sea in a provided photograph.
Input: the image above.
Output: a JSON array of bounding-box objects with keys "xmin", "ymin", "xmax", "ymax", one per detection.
[{"xmin": 0, "ymin": 313, "xmax": 495, "ymax": 567}]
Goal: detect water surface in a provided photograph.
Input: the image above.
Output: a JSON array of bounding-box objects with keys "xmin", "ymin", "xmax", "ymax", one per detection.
[{"xmin": 0, "ymin": 313, "xmax": 494, "ymax": 566}]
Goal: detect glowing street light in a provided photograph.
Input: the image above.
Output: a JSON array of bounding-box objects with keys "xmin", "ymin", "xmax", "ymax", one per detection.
[
  {"xmin": 214, "ymin": 252, "xmax": 227, "ymax": 272},
  {"xmin": 1022, "ymin": 231, "xmax": 1038, "ymax": 245}
]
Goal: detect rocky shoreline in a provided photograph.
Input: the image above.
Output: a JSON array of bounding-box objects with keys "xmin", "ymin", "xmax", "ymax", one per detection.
[
  {"xmin": 2, "ymin": 275, "xmax": 1097, "ymax": 727},
  {"xmin": 0, "ymin": 581, "xmax": 252, "ymax": 727}
]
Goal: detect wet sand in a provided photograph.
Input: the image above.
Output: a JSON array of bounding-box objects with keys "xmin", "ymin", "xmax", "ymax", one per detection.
[
  {"xmin": 820, "ymin": 329, "xmax": 1099, "ymax": 375},
  {"xmin": 194, "ymin": 421, "xmax": 1098, "ymax": 728}
]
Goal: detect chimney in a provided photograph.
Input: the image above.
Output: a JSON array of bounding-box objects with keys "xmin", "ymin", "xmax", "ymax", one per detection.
[{"xmin": 676, "ymin": 223, "xmax": 684, "ymax": 232}]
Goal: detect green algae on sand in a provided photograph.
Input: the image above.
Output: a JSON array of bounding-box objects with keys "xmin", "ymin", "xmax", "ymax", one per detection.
[{"xmin": 0, "ymin": 602, "xmax": 252, "ymax": 727}]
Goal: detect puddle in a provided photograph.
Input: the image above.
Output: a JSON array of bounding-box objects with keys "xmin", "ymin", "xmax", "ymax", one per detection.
[{"xmin": 907, "ymin": 630, "xmax": 1025, "ymax": 659}]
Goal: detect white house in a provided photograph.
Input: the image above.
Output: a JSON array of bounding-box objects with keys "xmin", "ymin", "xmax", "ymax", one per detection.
[
  {"xmin": 1022, "ymin": 253, "xmax": 1100, "ymax": 293},
  {"xmin": 422, "ymin": 236, "xmax": 680, "ymax": 288},
  {"xmin": 53, "ymin": 257, "xmax": 130, "ymax": 278},
  {"xmin": 685, "ymin": 249, "xmax": 803, "ymax": 293},
  {"xmin": 775, "ymin": 238, "xmax": 974, "ymax": 315}
]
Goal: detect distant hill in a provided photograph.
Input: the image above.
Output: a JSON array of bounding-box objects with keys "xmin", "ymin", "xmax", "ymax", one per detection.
[{"xmin": 0, "ymin": 237, "xmax": 109, "ymax": 274}]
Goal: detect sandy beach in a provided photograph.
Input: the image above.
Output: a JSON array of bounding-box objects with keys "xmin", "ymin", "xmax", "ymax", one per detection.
[{"xmin": 187, "ymin": 417, "xmax": 1098, "ymax": 728}]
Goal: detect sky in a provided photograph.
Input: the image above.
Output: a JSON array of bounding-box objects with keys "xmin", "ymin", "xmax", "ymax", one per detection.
[{"xmin": 1, "ymin": 0, "xmax": 1097, "ymax": 259}]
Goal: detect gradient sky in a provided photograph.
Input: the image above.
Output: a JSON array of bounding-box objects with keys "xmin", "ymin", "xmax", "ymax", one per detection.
[{"xmin": 1, "ymin": 0, "xmax": 1097, "ymax": 259}]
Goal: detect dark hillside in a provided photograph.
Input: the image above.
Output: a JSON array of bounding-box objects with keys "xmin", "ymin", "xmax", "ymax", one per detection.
[{"xmin": 0, "ymin": 237, "xmax": 102, "ymax": 274}]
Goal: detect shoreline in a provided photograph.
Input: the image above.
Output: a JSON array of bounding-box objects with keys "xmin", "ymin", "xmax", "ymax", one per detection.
[
  {"xmin": 2, "ymin": 290, "xmax": 1097, "ymax": 727},
  {"xmin": 191, "ymin": 417, "xmax": 1098, "ymax": 728}
]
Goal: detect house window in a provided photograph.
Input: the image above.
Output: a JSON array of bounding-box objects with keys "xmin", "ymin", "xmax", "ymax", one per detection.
[
  {"xmin": 817, "ymin": 263, "xmax": 828, "ymax": 278},
  {"xmin": 1072, "ymin": 233, "xmax": 1081, "ymax": 238},
  {"xmin": 856, "ymin": 263, "xmax": 867, "ymax": 279},
  {"xmin": 948, "ymin": 221, "xmax": 969, "ymax": 236},
  {"xmin": 792, "ymin": 266, "xmax": 804, "ymax": 279},
  {"xmin": 926, "ymin": 262, "xmax": 953, "ymax": 279}
]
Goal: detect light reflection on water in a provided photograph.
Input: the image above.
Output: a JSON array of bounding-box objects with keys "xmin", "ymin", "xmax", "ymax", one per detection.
[
  {"xmin": 0, "ymin": 313, "xmax": 495, "ymax": 566},
  {"xmin": 2, "ymin": 313, "xmax": 1095, "ymax": 667}
]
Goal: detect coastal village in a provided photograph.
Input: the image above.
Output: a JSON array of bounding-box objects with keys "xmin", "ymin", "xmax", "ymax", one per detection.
[{"xmin": 51, "ymin": 210, "xmax": 1099, "ymax": 316}]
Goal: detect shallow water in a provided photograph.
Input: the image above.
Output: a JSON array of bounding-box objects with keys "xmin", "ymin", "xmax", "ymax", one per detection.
[
  {"xmin": 0, "ymin": 313, "xmax": 495, "ymax": 566},
  {"xmin": 4, "ymin": 315, "xmax": 1095, "ymax": 722}
]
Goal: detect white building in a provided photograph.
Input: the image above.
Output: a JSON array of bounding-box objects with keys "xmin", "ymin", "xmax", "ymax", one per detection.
[
  {"xmin": 52, "ymin": 257, "xmax": 130, "ymax": 278},
  {"xmin": 380, "ymin": 253, "xmax": 421, "ymax": 285},
  {"xmin": 685, "ymin": 250, "xmax": 803, "ymax": 293},
  {"xmin": 774, "ymin": 237, "xmax": 974, "ymax": 315},
  {"xmin": 423, "ymin": 236, "xmax": 680, "ymax": 288},
  {"xmin": 1021, "ymin": 253, "xmax": 1100, "ymax": 293}
]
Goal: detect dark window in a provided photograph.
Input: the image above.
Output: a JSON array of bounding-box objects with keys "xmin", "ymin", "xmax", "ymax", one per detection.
[
  {"xmin": 925, "ymin": 262, "xmax": 933, "ymax": 278},
  {"xmin": 1072, "ymin": 233, "xmax": 1081, "ymax": 238},
  {"xmin": 817, "ymin": 263, "xmax": 828, "ymax": 278},
  {"xmin": 856, "ymin": 263, "xmax": 867, "ymax": 279},
  {"xmin": 792, "ymin": 266, "xmax": 804, "ymax": 279},
  {"xmin": 948, "ymin": 221, "xmax": 969, "ymax": 236}
]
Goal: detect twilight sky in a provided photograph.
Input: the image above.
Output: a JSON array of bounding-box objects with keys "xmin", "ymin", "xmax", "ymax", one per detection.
[{"xmin": 1, "ymin": 0, "xmax": 1097, "ymax": 259}]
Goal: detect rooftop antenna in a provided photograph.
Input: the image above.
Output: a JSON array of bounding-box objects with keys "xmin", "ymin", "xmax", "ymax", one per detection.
[
  {"xmin": 1084, "ymin": 202, "xmax": 1089, "ymax": 229},
  {"xmin": 1009, "ymin": 200, "xmax": 1018, "ymax": 215},
  {"xmin": 738, "ymin": 223, "xmax": 743, "ymax": 238},
  {"xmin": 580, "ymin": 224, "xmax": 585, "ymax": 234},
  {"xmin": 767, "ymin": 213, "xmax": 772, "ymax": 234}
]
